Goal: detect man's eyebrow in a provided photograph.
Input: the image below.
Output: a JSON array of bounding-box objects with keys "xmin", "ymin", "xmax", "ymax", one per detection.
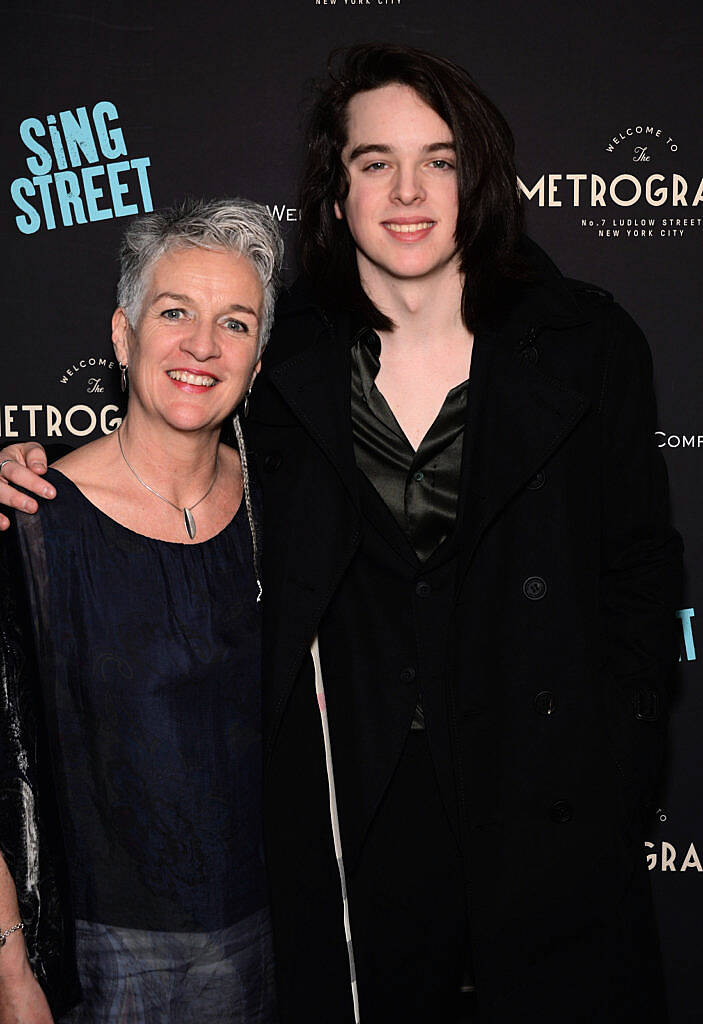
[
  {"xmin": 151, "ymin": 293, "xmax": 258, "ymax": 320},
  {"xmin": 347, "ymin": 143, "xmax": 392, "ymax": 162},
  {"xmin": 424, "ymin": 141, "xmax": 456, "ymax": 153},
  {"xmin": 347, "ymin": 141, "xmax": 456, "ymax": 161}
]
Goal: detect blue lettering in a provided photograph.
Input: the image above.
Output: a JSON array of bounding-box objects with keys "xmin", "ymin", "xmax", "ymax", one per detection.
[
  {"xmin": 93, "ymin": 101, "xmax": 127, "ymax": 159},
  {"xmin": 677, "ymin": 607, "xmax": 696, "ymax": 661},
  {"xmin": 19, "ymin": 117, "xmax": 52, "ymax": 175},
  {"xmin": 46, "ymin": 115, "xmax": 67, "ymax": 171},
  {"xmin": 10, "ymin": 178, "xmax": 41, "ymax": 234},
  {"xmin": 54, "ymin": 171, "xmax": 87, "ymax": 227},
  {"xmin": 15, "ymin": 101, "xmax": 154, "ymax": 231},
  {"xmin": 107, "ymin": 161, "xmax": 138, "ymax": 217},
  {"xmin": 130, "ymin": 157, "xmax": 153, "ymax": 212},
  {"xmin": 31, "ymin": 175, "xmax": 56, "ymax": 229},
  {"xmin": 59, "ymin": 106, "xmax": 99, "ymax": 166},
  {"xmin": 82, "ymin": 166, "xmax": 112, "ymax": 222}
]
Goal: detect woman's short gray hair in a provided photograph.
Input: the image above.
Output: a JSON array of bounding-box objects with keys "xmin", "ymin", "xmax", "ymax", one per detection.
[{"xmin": 117, "ymin": 197, "xmax": 284, "ymax": 355}]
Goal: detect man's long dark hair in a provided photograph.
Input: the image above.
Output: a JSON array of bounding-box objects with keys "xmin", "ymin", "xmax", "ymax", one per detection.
[{"xmin": 299, "ymin": 43, "xmax": 525, "ymax": 330}]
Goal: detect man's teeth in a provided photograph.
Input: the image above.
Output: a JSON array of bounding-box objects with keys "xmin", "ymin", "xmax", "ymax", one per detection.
[
  {"xmin": 385, "ymin": 221, "xmax": 434, "ymax": 234},
  {"xmin": 167, "ymin": 370, "xmax": 217, "ymax": 387}
]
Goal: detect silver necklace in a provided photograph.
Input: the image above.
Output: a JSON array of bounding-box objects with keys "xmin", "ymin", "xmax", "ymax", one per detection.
[{"xmin": 117, "ymin": 426, "xmax": 219, "ymax": 540}]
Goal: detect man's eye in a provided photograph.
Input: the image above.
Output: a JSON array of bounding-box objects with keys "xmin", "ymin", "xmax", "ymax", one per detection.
[
  {"xmin": 364, "ymin": 161, "xmax": 388, "ymax": 172},
  {"xmin": 161, "ymin": 308, "xmax": 184, "ymax": 320},
  {"xmin": 429, "ymin": 159, "xmax": 454, "ymax": 170},
  {"xmin": 225, "ymin": 319, "xmax": 248, "ymax": 333}
]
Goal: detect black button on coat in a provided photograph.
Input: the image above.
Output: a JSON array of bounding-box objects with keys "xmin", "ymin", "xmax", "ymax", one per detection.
[{"xmin": 248, "ymin": 250, "xmax": 683, "ymax": 1024}]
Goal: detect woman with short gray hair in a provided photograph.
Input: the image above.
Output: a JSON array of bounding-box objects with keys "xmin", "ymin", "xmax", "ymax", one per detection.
[
  {"xmin": 0, "ymin": 197, "xmax": 282, "ymax": 1022},
  {"xmin": 117, "ymin": 197, "xmax": 282, "ymax": 358}
]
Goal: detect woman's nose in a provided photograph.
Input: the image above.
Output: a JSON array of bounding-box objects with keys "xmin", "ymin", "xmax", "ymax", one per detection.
[{"xmin": 180, "ymin": 322, "xmax": 220, "ymax": 360}]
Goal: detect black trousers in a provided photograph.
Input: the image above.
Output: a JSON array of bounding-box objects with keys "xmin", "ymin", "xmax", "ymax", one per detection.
[{"xmin": 348, "ymin": 730, "xmax": 477, "ymax": 1024}]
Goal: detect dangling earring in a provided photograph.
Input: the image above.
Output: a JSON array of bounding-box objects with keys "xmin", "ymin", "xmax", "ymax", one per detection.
[
  {"xmin": 243, "ymin": 385, "xmax": 252, "ymax": 419},
  {"xmin": 120, "ymin": 363, "xmax": 128, "ymax": 393},
  {"xmin": 232, "ymin": 413, "xmax": 262, "ymax": 602}
]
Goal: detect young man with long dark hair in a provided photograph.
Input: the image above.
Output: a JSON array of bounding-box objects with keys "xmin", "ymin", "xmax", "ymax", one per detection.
[{"xmin": 0, "ymin": 44, "xmax": 683, "ymax": 1024}]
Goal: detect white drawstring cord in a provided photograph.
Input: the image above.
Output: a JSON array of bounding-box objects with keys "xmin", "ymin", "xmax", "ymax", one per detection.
[{"xmin": 311, "ymin": 634, "xmax": 361, "ymax": 1023}]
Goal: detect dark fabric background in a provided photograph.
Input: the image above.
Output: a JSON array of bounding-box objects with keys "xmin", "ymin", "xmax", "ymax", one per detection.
[{"xmin": 2, "ymin": 2, "xmax": 700, "ymax": 1019}]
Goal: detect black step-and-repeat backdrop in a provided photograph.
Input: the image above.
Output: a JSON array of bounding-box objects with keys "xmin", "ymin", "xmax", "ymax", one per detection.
[{"xmin": 2, "ymin": 2, "xmax": 701, "ymax": 1018}]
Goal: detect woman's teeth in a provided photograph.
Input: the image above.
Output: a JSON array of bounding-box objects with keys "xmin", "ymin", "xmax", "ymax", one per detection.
[{"xmin": 167, "ymin": 370, "xmax": 217, "ymax": 387}]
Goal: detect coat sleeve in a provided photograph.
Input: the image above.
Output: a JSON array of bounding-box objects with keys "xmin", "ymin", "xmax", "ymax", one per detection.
[
  {"xmin": 0, "ymin": 525, "xmax": 45, "ymax": 970},
  {"xmin": 598, "ymin": 305, "xmax": 683, "ymax": 712},
  {"xmin": 0, "ymin": 524, "xmax": 78, "ymax": 1014}
]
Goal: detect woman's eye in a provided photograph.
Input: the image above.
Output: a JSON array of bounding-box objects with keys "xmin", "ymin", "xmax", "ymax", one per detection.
[
  {"xmin": 364, "ymin": 161, "xmax": 388, "ymax": 172},
  {"xmin": 429, "ymin": 159, "xmax": 454, "ymax": 170}
]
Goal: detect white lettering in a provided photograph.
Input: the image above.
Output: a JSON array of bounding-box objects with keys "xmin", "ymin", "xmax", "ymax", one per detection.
[
  {"xmin": 645, "ymin": 175, "xmax": 667, "ymax": 206},
  {"xmin": 566, "ymin": 173, "xmax": 587, "ymax": 204},
  {"xmin": 610, "ymin": 174, "xmax": 641, "ymax": 206},
  {"xmin": 47, "ymin": 405, "xmax": 62, "ymax": 437},
  {"xmin": 591, "ymin": 175, "xmax": 606, "ymax": 206},
  {"xmin": 681, "ymin": 843, "xmax": 703, "ymax": 872},
  {"xmin": 548, "ymin": 174, "xmax": 562, "ymax": 207},
  {"xmin": 2, "ymin": 405, "xmax": 18, "ymax": 439},
  {"xmin": 517, "ymin": 176, "xmax": 545, "ymax": 205},
  {"xmin": 521, "ymin": 174, "xmax": 703, "ymax": 207},
  {"xmin": 65, "ymin": 404, "xmax": 97, "ymax": 436},
  {"xmin": 661, "ymin": 841, "xmax": 677, "ymax": 871},
  {"xmin": 100, "ymin": 405, "xmax": 121, "ymax": 433},
  {"xmin": 673, "ymin": 174, "xmax": 688, "ymax": 206},
  {"xmin": 24, "ymin": 405, "xmax": 42, "ymax": 436}
]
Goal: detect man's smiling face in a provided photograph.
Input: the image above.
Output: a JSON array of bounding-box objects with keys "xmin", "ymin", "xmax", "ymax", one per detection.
[{"xmin": 335, "ymin": 82, "xmax": 459, "ymax": 286}]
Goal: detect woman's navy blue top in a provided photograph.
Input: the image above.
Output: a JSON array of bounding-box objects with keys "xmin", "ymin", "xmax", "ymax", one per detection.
[{"xmin": 21, "ymin": 467, "xmax": 266, "ymax": 933}]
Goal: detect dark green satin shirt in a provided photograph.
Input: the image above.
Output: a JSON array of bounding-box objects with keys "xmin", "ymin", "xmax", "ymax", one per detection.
[{"xmin": 350, "ymin": 327, "xmax": 469, "ymax": 563}]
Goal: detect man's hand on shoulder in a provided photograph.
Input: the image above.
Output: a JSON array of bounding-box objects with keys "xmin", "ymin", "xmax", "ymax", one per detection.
[{"xmin": 0, "ymin": 443, "xmax": 55, "ymax": 531}]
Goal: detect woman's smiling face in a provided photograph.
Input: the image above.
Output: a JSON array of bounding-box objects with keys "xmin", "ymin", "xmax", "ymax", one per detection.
[{"xmin": 112, "ymin": 245, "xmax": 263, "ymax": 434}]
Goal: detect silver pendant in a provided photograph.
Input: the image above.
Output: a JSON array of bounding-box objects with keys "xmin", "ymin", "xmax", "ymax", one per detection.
[{"xmin": 184, "ymin": 507, "xmax": 196, "ymax": 539}]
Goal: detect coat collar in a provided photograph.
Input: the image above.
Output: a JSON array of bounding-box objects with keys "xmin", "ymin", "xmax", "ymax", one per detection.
[
  {"xmin": 268, "ymin": 307, "xmax": 360, "ymax": 510},
  {"xmin": 267, "ymin": 257, "xmax": 592, "ymax": 576},
  {"xmin": 454, "ymin": 310, "xmax": 589, "ymax": 589}
]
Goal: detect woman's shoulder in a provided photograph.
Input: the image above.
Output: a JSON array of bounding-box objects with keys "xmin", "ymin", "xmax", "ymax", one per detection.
[
  {"xmin": 26, "ymin": 437, "xmax": 113, "ymax": 537},
  {"xmin": 46, "ymin": 434, "xmax": 125, "ymax": 516},
  {"xmin": 50, "ymin": 433, "xmax": 115, "ymax": 483}
]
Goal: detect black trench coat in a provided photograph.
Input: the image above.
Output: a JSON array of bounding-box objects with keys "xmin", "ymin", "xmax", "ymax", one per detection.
[{"xmin": 249, "ymin": 252, "xmax": 683, "ymax": 1024}]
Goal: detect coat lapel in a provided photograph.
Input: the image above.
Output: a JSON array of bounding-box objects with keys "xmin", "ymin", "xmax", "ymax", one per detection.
[
  {"xmin": 262, "ymin": 317, "xmax": 362, "ymax": 759},
  {"xmin": 260, "ymin": 287, "xmax": 592, "ymax": 746},
  {"xmin": 269, "ymin": 320, "xmax": 360, "ymax": 509},
  {"xmin": 456, "ymin": 316, "xmax": 590, "ymax": 592}
]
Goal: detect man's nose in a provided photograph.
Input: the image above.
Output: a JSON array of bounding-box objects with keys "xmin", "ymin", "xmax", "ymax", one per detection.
[{"xmin": 390, "ymin": 165, "xmax": 426, "ymax": 204}]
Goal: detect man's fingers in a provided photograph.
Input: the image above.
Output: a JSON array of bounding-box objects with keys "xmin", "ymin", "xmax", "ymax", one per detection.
[
  {"xmin": 0, "ymin": 441, "xmax": 48, "ymax": 472},
  {"xmin": 22, "ymin": 441, "xmax": 48, "ymax": 473},
  {"xmin": 0, "ymin": 461, "xmax": 54, "ymax": 502},
  {"xmin": 0, "ymin": 445, "xmax": 54, "ymax": 523},
  {"xmin": 0, "ymin": 475, "xmax": 41, "ymax": 513}
]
